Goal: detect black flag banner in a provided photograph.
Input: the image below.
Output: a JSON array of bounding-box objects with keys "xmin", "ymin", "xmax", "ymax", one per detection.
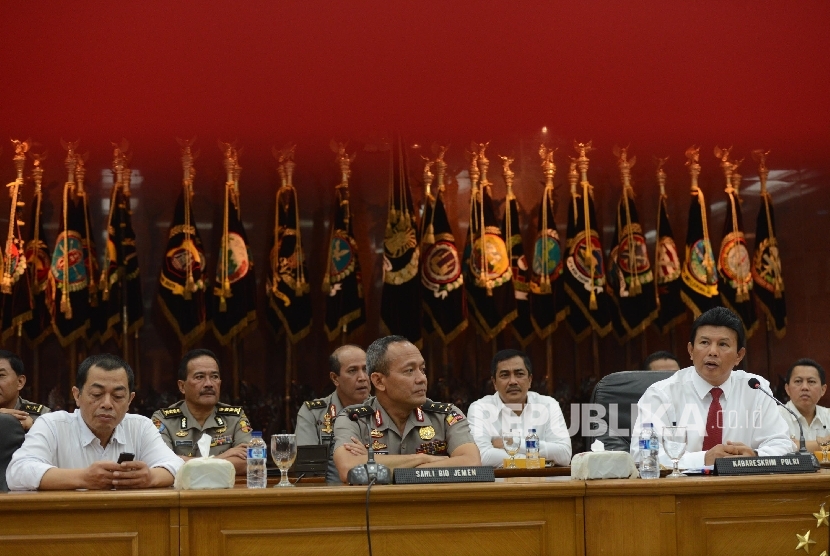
[
  {"xmin": 680, "ymin": 146, "xmax": 719, "ymax": 318},
  {"xmin": 715, "ymin": 148, "xmax": 757, "ymax": 338},
  {"xmin": 500, "ymin": 155, "xmax": 534, "ymax": 347},
  {"xmin": 75, "ymin": 155, "xmax": 102, "ymax": 348},
  {"xmin": 158, "ymin": 140, "xmax": 208, "ymax": 349},
  {"xmin": 652, "ymin": 158, "xmax": 686, "ymax": 335},
  {"xmin": 99, "ymin": 143, "xmax": 128, "ymax": 344},
  {"xmin": 605, "ymin": 147, "xmax": 657, "ymax": 341},
  {"xmin": 266, "ymin": 145, "xmax": 312, "ymax": 344},
  {"xmin": 322, "ymin": 142, "xmax": 365, "ymax": 342},
  {"xmin": 462, "ymin": 143, "xmax": 516, "ymax": 341},
  {"xmin": 420, "ymin": 147, "xmax": 467, "ymax": 344},
  {"xmin": 120, "ymin": 164, "xmax": 144, "ymax": 339},
  {"xmin": 530, "ymin": 146, "xmax": 567, "ymax": 339},
  {"xmin": 1, "ymin": 139, "xmax": 33, "ymax": 344},
  {"xmin": 23, "ymin": 152, "xmax": 52, "ymax": 346},
  {"xmin": 563, "ymin": 142, "xmax": 612, "ymax": 341},
  {"xmin": 212, "ymin": 143, "xmax": 257, "ymax": 345},
  {"xmin": 48, "ymin": 143, "xmax": 90, "ymax": 346},
  {"xmin": 750, "ymin": 150, "xmax": 786, "ymax": 337},
  {"xmin": 380, "ymin": 139, "xmax": 422, "ymax": 346}
]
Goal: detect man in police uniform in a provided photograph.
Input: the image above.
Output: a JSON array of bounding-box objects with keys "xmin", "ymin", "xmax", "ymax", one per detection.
[
  {"xmin": 152, "ymin": 349, "xmax": 252, "ymax": 475},
  {"xmin": 333, "ymin": 336, "xmax": 480, "ymax": 483},
  {"xmin": 296, "ymin": 344, "xmax": 370, "ymax": 483},
  {"xmin": 0, "ymin": 350, "xmax": 50, "ymax": 491}
]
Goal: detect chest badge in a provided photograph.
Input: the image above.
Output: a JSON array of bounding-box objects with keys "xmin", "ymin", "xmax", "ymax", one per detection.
[
  {"xmin": 321, "ymin": 413, "xmax": 333, "ymax": 434},
  {"xmin": 419, "ymin": 426, "xmax": 436, "ymax": 440},
  {"xmin": 371, "ymin": 440, "xmax": 388, "ymax": 451},
  {"xmin": 175, "ymin": 430, "xmax": 189, "ymax": 437},
  {"xmin": 215, "ymin": 426, "xmax": 227, "ymax": 434},
  {"xmin": 370, "ymin": 429, "xmax": 384, "ymax": 438}
]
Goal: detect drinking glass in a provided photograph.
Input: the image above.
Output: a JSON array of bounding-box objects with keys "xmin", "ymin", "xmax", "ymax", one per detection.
[
  {"xmin": 502, "ymin": 430, "xmax": 523, "ymax": 469},
  {"xmin": 817, "ymin": 435, "xmax": 830, "ymax": 464},
  {"xmin": 661, "ymin": 426, "xmax": 687, "ymax": 478},
  {"xmin": 271, "ymin": 433, "xmax": 298, "ymax": 487}
]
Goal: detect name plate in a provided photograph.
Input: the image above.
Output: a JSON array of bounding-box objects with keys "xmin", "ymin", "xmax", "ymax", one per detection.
[
  {"xmin": 394, "ymin": 466, "xmax": 495, "ymax": 484},
  {"xmin": 714, "ymin": 454, "xmax": 817, "ymax": 476}
]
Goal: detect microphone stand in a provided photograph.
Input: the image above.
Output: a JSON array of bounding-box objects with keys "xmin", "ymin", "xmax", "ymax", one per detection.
[{"xmin": 748, "ymin": 378, "xmax": 819, "ymax": 469}]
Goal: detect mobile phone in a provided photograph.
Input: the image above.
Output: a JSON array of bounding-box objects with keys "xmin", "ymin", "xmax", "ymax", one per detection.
[{"xmin": 117, "ymin": 452, "xmax": 135, "ymax": 464}]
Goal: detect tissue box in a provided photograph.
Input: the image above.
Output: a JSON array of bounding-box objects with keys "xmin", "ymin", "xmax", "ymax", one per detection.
[
  {"xmin": 570, "ymin": 451, "xmax": 638, "ymax": 480},
  {"xmin": 174, "ymin": 457, "xmax": 236, "ymax": 489},
  {"xmin": 501, "ymin": 457, "xmax": 546, "ymax": 469}
]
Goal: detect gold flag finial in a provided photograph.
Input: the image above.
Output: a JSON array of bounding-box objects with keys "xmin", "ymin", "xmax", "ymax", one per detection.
[
  {"xmin": 500, "ymin": 154, "xmax": 515, "ymax": 200},
  {"xmin": 575, "ymin": 141, "xmax": 597, "ymax": 310},
  {"xmin": 615, "ymin": 145, "xmax": 641, "ymax": 296},
  {"xmin": 654, "ymin": 156, "xmax": 669, "ymax": 197}
]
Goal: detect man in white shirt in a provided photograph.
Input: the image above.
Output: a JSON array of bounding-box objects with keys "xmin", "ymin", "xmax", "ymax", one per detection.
[
  {"xmin": 631, "ymin": 307, "xmax": 791, "ymax": 469},
  {"xmin": 467, "ymin": 349, "xmax": 572, "ymax": 467},
  {"xmin": 780, "ymin": 358, "xmax": 830, "ymax": 449},
  {"xmin": 6, "ymin": 353, "xmax": 183, "ymax": 491}
]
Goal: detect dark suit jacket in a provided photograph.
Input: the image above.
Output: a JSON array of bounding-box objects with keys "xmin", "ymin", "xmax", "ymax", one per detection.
[{"xmin": 0, "ymin": 414, "xmax": 26, "ymax": 492}]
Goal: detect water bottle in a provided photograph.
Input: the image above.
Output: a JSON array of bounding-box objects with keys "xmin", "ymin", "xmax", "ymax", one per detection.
[
  {"xmin": 525, "ymin": 428, "xmax": 540, "ymax": 469},
  {"xmin": 247, "ymin": 431, "xmax": 267, "ymax": 488},
  {"xmin": 639, "ymin": 423, "xmax": 660, "ymax": 479}
]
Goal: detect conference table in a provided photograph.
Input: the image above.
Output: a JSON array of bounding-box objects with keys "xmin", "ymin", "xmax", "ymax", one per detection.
[{"xmin": 2, "ymin": 471, "xmax": 829, "ymax": 556}]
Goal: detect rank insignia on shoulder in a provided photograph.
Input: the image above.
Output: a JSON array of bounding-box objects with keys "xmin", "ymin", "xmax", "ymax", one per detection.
[
  {"xmin": 152, "ymin": 417, "xmax": 166, "ymax": 433},
  {"xmin": 370, "ymin": 429, "xmax": 384, "ymax": 438},
  {"xmin": 175, "ymin": 430, "xmax": 189, "ymax": 437},
  {"xmin": 419, "ymin": 426, "xmax": 436, "ymax": 440},
  {"xmin": 446, "ymin": 411, "xmax": 464, "ymax": 426},
  {"xmin": 161, "ymin": 407, "xmax": 182, "ymax": 418},
  {"xmin": 422, "ymin": 402, "xmax": 453, "ymax": 414},
  {"xmin": 240, "ymin": 418, "xmax": 252, "ymax": 433},
  {"xmin": 305, "ymin": 399, "xmax": 327, "ymax": 410},
  {"xmin": 217, "ymin": 406, "xmax": 243, "ymax": 416},
  {"xmin": 347, "ymin": 405, "xmax": 373, "ymax": 419}
]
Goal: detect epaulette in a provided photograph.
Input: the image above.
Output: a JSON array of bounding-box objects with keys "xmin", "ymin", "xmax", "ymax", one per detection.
[
  {"xmin": 161, "ymin": 407, "xmax": 183, "ymax": 418},
  {"xmin": 22, "ymin": 403, "xmax": 46, "ymax": 415},
  {"xmin": 347, "ymin": 405, "xmax": 373, "ymax": 419},
  {"xmin": 304, "ymin": 399, "xmax": 327, "ymax": 410},
  {"xmin": 421, "ymin": 401, "xmax": 453, "ymax": 414},
  {"xmin": 217, "ymin": 405, "xmax": 244, "ymax": 416}
]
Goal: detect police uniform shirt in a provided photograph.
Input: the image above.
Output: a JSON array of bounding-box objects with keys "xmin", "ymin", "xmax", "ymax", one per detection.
[
  {"xmin": 151, "ymin": 400, "xmax": 253, "ymax": 457},
  {"xmin": 333, "ymin": 396, "xmax": 474, "ymax": 458},
  {"xmin": 295, "ymin": 391, "xmax": 343, "ymax": 446},
  {"xmin": 14, "ymin": 397, "xmax": 50, "ymax": 421}
]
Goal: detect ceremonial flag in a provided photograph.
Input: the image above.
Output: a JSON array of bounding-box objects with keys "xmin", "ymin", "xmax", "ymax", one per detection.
[
  {"xmin": 98, "ymin": 149, "xmax": 126, "ymax": 344},
  {"xmin": 380, "ymin": 140, "xmax": 421, "ymax": 346},
  {"xmin": 563, "ymin": 143, "xmax": 613, "ymax": 341},
  {"xmin": 530, "ymin": 147, "xmax": 567, "ymax": 339},
  {"xmin": 652, "ymin": 159, "xmax": 686, "ymax": 335},
  {"xmin": 23, "ymin": 154, "xmax": 52, "ymax": 346},
  {"xmin": 419, "ymin": 148, "xmax": 467, "ymax": 344},
  {"xmin": 500, "ymin": 156, "xmax": 534, "ymax": 347},
  {"xmin": 715, "ymin": 150, "xmax": 757, "ymax": 337},
  {"xmin": 462, "ymin": 144, "xmax": 516, "ymax": 341},
  {"xmin": 48, "ymin": 146, "xmax": 90, "ymax": 346},
  {"xmin": 751, "ymin": 150, "xmax": 786, "ymax": 337},
  {"xmin": 322, "ymin": 143, "xmax": 365, "ymax": 341},
  {"xmin": 605, "ymin": 147, "xmax": 657, "ymax": 341},
  {"xmin": 212, "ymin": 145, "xmax": 257, "ymax": 345},
  {"xmin": 1, "ymin": 140, "xmax": 33, "ymax": 344},
  {"xmin": 266, "ymin": 146, "xmax": 311, "ymax": 344},
  {"xmin": 680, "ymin": 146, "xmax": 719, "ymax": 318},
  {"xmin": 77, "ymin": 157, "xmax": 102, "ymax": 348},
  {"xmin": 120, "ymin": 167, "xmax": 144, "ymax": 338},
  {"xmin": 157, "ymin": 141, "xmax": 208, "ymax": 349}
]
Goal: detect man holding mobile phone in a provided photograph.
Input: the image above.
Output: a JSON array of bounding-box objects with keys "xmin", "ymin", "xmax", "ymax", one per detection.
[{"xmin": 5, "ymin": 354, "xmax": 183, "ymax": 491}]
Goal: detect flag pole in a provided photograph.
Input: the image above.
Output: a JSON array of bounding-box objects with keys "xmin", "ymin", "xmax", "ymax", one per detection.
[
  {"xmin": 284, "ymin": 336, "xmax": 292, "ymax": 430},
  {"xmin": 32, "ymin": 347, "xmax": 39, "ymax": 403},
  {"xmin": 232, "ymin": 336, "xmax": 240, "ymax": 400},
  {"xmin": 69, "ymin": 339, "xmax": 77, "ymax": 390},
  {"xmin": 546, "ymin": 335, "xmax": 554, "ymax": 395}
]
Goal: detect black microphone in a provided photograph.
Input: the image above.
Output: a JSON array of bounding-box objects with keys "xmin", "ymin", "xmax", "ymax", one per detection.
[
  {"xmin": 346, "ymin": 409, "xmax": 391, "ymax": 485},
  {"xmin": 748, "ymin": 378, "xmax": 818, "ymax": 468}
]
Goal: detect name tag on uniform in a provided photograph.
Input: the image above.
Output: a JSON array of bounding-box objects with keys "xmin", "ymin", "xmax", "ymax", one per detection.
[{"xmin": 175, "ymin": 440, "xmax": 193, "ymax": 447}]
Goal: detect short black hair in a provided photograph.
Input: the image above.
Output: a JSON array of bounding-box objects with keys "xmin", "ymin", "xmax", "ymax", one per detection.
[
  {"xmin": 178, "ymin": 349, "xmax": 220, "ymax": 381},
  {"xmin": 77, "ymin": 353, "xmax": 134, "ymax": 393},
  {"xmin": 329, "ymin": 344, "xmax": 363, "ymax": 376},
  {"xmin": 0, "ymin": 350, "xmax": 25, "ymax": 377},
  {"xmin": 642, "ymin": 351, "xmax": 679, "ymax": 370},
  {"xmin": 689, "ymin": 306, "xmax": 745, "ymax": 351},
  {"xmin": 491, "ymin": 349, "xmax": 532, "ymax": 377},
  {"xmin": 366, "ymin": 335, "xmax": 409, "ymax": 376},
  {"xmin": 786, "ymin": 358, "xmax": 826, "ymax": 385}
]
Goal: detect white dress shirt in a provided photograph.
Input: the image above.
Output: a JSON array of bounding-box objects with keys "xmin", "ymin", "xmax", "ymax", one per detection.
[
  {"xmin": 630, "ymin": 366, "xmax": 791, "ymax": 469},
  {"xmin": 467, "ymin": 390, "xmax": 572, "ymax": 467},
  {"xmin": 779, "ymin": 400, "xmax": 830, "ymax": 442},
  {"xmin": 6, "ymin": 410, "xmax": 184, "ymax": 491}
]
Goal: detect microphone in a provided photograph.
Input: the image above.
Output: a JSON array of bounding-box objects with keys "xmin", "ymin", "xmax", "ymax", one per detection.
[
  {"xmin": 748, "ymin": 378, "xmax": 819, "ymax": 468},
  {"xmin": 346, "ymin": 408, "xmax": 391, "ymax": 485}
]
